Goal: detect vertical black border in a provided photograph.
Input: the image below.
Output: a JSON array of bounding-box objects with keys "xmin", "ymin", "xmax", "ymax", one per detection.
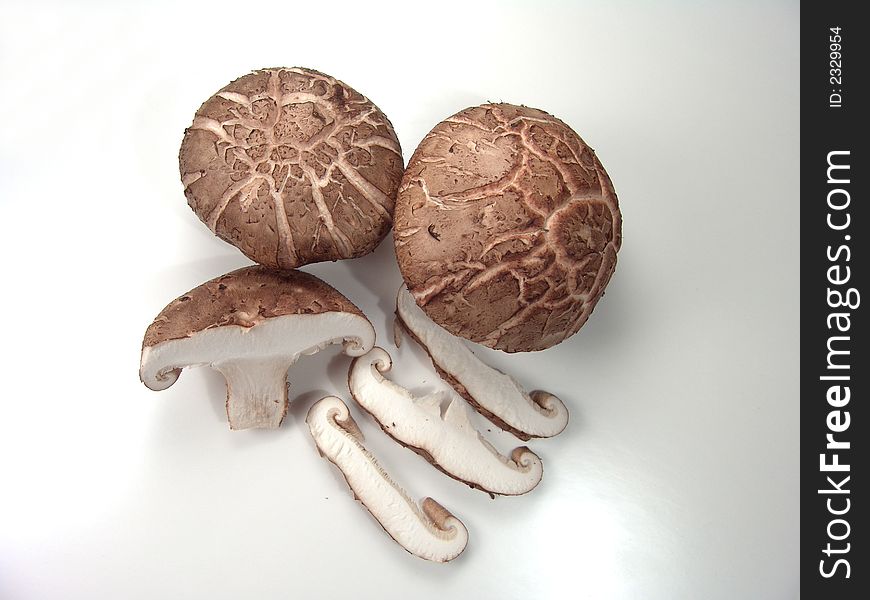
[{"xmin": 802, "ymin": 3, "xmax": 866, "ymax": 596}]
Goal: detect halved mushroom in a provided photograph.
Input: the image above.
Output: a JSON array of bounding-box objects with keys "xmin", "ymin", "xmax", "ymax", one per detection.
[
  {"xmin": 349, "ymin": 347, "xmax": 543, "ymax": 496},
  {"xmin": 395, "ymin": 286, "xmax": 568, "ymax": 440},
  {"xmin": 306, "ymin": 396, "xmax": 468, "ymax": 562},
  {"xmin": 140, "ymin": 266, "xmax": 375, "ymax": 430}
]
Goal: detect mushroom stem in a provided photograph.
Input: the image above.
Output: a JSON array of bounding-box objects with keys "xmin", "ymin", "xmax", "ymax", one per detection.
[{"xmin": 213, "ymin": 358, "xmax": 290, "ymax": 429}]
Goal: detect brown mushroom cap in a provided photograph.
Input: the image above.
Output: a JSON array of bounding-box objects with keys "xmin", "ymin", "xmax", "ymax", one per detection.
[
  {"xmin": 180, "ymin": 67, "xmax": 404, "ymax": 270},
  {"xmin": 393, "ymin": 103, "xmax": 622, "ymax": 352},
  {"xmin": 143, "ymin": 265, "xmax": 364, "ymax": 348}
]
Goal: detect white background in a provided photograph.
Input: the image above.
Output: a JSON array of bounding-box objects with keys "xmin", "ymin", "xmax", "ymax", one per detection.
[{"xmin": 0, "ymin": 1, "xmax": 799, "ymax": 598}]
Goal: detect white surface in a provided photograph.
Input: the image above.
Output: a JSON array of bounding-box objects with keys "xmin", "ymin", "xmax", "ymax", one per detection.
[{"xmin": 0, "ymin": 1, "xmax": 799, "ymax": 598}]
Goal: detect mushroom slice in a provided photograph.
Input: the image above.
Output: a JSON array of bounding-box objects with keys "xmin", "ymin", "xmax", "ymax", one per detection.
[
  {"xmin": 395, "ymin": 286, "xmax": 568, "ymax": 440},
  {"xmin": 349, "ymin": 347, "xmax": 543, "ymax": 496},
  {"xmin": 306, "ymin": 396, "xmax": 468, "ymax": 562},
  {"xmin": 140, "ymin": 266, "xmax": 375, "ymax": 430}
]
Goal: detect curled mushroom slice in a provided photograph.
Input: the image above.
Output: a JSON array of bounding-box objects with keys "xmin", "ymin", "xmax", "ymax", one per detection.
[
  {"xmin": 395, "ymin": 286, "xmax": 568, "ymax": 440},
  {"xmin": 306, "ymin": 396, "xmax": 468, "ymax": 562},
  {"xmin": 140, "ymin": 266, "xmax": 375, "ymax": 430},
  {"xmin": 349, "ymin": 347, "xmax": 543, "ymax": 496}
]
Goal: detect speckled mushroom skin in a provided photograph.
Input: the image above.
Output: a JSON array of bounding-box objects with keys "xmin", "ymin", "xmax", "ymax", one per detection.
[
  {"xmin": 143, "ymin": 266, "xmax": 365, "ymax": 348},
  {"xmin": 180, "ymin": 67, "xmax": 404, "ymax": 269},
  {"xmin": 394, "ymin": 103, "xmax": 622, "ymax": 353}
]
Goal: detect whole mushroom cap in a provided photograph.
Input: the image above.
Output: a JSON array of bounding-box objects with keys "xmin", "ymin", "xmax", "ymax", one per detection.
[
  {"xmin": 180, "ymin": 67, "xmax": 404, "ymax": 270},
  {"xmin": 393, "ymin": 103, "xmax": 622, "ymax": 353}
]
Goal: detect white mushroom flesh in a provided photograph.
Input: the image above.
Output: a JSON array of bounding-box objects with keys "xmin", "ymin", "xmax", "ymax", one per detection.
[
  {"xmin": 140, "ymin": 312, "xmax": 374, "ymax": 429},
  {"xmin": 306, "ymin": 396, "xmax": 468, "ymax": 562},
  {"xmin": 396, "ymin": 286, "xmax": 568, "ymax": 439},
  {"xmin": 349, "ymin": 347, "xmax": 543, "ymax": 495}
]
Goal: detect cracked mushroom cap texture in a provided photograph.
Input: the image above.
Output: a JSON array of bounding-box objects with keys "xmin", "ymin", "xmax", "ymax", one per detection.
[
  {"xmin": 180, "ymin": 67, "xmax": 404, "ymax": 269},
  {"xmin": 394, "ymin": 103, "xmax": 622, "ymax": 352}
]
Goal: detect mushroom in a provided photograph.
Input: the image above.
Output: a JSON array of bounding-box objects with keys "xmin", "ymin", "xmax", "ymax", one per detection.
[
  {"xmin": 306, "ymin": 396, "xmax": 468, "ymax": 562},
  {"xmin": 395, "ymin": 286, "xmax": 568, "ymax": 440},
  {"xmin": 180, "ymin": 67, "xmax": 404, "ymax": 270},
  {"xmin": 393, "ymin": 102, "xmax": 622, "ymax": 352},
  {"xmin": 140, "ymin": 266, "xmax": 375, "ymax": 430},
  {"xmin": 349, "ymin": 347, "xmax": 543, "ymax": 496}
]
